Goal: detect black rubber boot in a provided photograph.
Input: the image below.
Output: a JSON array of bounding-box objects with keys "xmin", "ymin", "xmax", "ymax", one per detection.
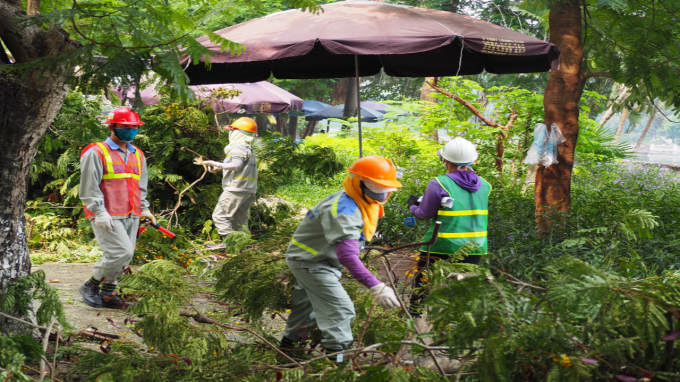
[
  {"xmin": 100, "ymin": 290, "xmax": 134, "ymax": 310},
  {"xmin": 79, "ymin": 280, "xmax": 103, "ymax": 308}
]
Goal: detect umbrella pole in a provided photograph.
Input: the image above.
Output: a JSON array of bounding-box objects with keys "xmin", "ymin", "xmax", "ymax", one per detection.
[{"xmin": 355, "ymin": 54, "xmax": 363, "ymax": 158}]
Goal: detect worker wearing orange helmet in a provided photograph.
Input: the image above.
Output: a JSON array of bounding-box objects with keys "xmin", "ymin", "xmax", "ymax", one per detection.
[
  {"xmin": 78, "ymin": 106, "xmax": 154, "ymax": 310},
  {"xmin": 194, "ymin": 117, "xmax": 258, "ymax": 243},
  {"xmin": 278, "ymin": 155, "xmax": 402, "ymax": 363}
]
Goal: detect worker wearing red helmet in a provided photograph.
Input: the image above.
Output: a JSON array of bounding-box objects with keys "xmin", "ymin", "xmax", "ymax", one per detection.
[
  {"xmin": 278, "ymin": 155, "xmax": 402, "ymax": 363},
  {"xmin": 78, "ymin": 106, "xmax": 154, "ymax": 309},
  {"xmin": 194, "ymin": 117, "xmax": 258, "ymax": 245}
]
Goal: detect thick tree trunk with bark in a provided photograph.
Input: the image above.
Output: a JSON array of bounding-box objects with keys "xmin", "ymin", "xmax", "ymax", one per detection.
[
  {"xmin": 255, "ymin": 114, "xmax": 268, "ymax": 132},
  {"xmin": 343, "ymin": 77, "xmax": 358, "ymax": 119},
  {"xmin": 534, "ymin": 1, "xmax": 583, "ymax": 223},
  {"xmin": 288, "ymin": 115, "xmax": 298, "ymax": 139},
  {"xmin": 276, "ymin": 114, "xmax": 288, "ymax": 135},
  {"xmin": 0, "ymin": 0, "xmax": 79, "ymax": 334},
  {"xmin": 331, "ymin": 78, "xmax": 349, "ymax": 106}
]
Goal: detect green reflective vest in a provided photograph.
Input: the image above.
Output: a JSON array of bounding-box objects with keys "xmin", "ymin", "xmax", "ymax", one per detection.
[{"xmin": 421, "ymin": 175, "xmax": 492, "ymax": 255}]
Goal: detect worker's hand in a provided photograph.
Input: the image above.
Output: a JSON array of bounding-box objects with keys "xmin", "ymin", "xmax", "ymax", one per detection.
[
  {"xmin": 369, "ymin": 283, "xmax": 400, "ymax": 310},
  {"xmin": 202, "ymin": 160, "xmax": 222, "ymax": 167},
  {"xmin": 93, "ymin": 212, "xmax": 115, "ymax": 231},
  {"xmin": 208, "ymin": 166, "xmax": 220, "ymax": 174},
  {"xmin": 193, "ymin": 157, "xmax": 204, "ymax": 166},
  {"xmin": 407, "ymin": 195, "xmax": 420, "ymax": 207},
  {"xmin": 140, "ymin": 209, "xmax": 156, "ymax": 226}
]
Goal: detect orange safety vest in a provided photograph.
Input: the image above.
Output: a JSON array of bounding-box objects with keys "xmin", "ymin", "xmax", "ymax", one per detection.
[{"xmin": 81, "ymin": 142, "xmax": 144, "ymax": 219}]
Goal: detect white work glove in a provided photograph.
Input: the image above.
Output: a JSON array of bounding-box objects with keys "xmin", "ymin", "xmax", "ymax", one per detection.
[
  {"xmin": 369, "ymin": 283, "xmax": 400, "ymax": 310},
  {"xmin": 93, "ymin": 212, "xmax": 115, "ymax": 231},
  {"xmin": 140, "ymin": 209, "xmax": 156, "ymax": 226},
  {"xmin": 208, "ymin": 166, "xmax": 221, "ymax": 174},
  {"xmin": 193, "ymin": 157, "xmax": 204, "ymax": 166},
  {"xmin": 202, "ymin": 160, "xmax": 222, "ymax": 167}
]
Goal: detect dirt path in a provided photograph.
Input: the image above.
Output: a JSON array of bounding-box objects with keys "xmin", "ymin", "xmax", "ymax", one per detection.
[{"xmin": 32, "ymin": 263, "xmax": 142, "ymax": 344}]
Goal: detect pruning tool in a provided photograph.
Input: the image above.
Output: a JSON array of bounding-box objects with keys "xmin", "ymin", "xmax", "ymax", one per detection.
[{"xmin": 138, "ymin": 218, "xmax": 176, "ymax": 238}]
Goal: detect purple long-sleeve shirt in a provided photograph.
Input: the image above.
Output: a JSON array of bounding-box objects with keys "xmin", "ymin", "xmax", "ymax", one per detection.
[
  {"xmin": 409, "ymin": 171, "xmax": 481, "ymax": 220},
  {"xmin": 336, "ymin": 239, "xmax": 380, "ymax": 288}
]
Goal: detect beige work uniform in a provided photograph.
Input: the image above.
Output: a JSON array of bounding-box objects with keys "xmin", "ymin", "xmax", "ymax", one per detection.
[{"xmin": 212, "ymin": 145, "xmax": 257, "ymax": 236}]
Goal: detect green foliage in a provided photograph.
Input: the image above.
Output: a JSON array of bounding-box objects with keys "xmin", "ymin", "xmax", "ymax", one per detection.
[
  {"xmin": 428, "ymin": 255, "xmax": 680, "ymax": 381},
  {"xmin": 0, "ymin": 335, "xmax": 45, "ymax": 382},
  {"xmin": 0, "ymin": 270, "xmax": 70, "ymax": 329}
]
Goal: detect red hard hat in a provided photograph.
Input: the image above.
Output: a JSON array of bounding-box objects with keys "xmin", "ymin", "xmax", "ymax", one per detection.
[{"xmin": 106, "ymin": 107, "xmax": 145, "ymax": 126}]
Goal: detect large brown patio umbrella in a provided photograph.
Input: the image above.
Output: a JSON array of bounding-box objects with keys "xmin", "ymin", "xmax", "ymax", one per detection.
[{"xmin": 180, "ymin": 0, "xmax": 560, "ymax": 155}]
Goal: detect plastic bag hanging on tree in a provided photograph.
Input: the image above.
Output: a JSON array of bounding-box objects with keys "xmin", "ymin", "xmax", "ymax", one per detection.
[
  {"xmin": 523, "ymin": 123, "xmax": 548, "ymax": 165},
  {"xmin": 545, "ymin": 123, "xmax": 566, "ymax": 166}
]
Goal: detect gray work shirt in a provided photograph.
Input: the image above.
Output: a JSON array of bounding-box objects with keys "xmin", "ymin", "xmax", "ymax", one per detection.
[
  {"xmin": 222, "ymin": 145, "xmax": 258, "ymax": 194},
  {"xmin": 286, "ymin": 190, "xmax": 366, "ymax": 268},
  {"xmin": 79, "ymin": 137, "xmax": 150, "ymax": 219}
]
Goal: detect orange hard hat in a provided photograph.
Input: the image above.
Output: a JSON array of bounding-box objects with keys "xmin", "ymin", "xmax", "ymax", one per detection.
[
  {"xmin": 348, "ymin": 155, "xmax": 403, "ymax": 188},
  {"xmin": 228, "ymin": 117, "xmax": 258, "ymax": 133},
  {"xmin": 105, "ymin": 107, "xmax": 145, "ymax": 126}
]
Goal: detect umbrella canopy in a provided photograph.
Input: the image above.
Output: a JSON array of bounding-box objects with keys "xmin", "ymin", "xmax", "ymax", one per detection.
[
  {"xmin": 305, "ymin": 104, "xmax": 384, "ymax": 122},
  {"xmin": 300, "ymin": 100, "xmax": 332, "ymax": 115},
  {"xmin": 181, "ymin": 0, "xmax": 560, "ymax": 84},
  {"xmin": 113, "ymin": 81, "xmax": 304, "ymax": 114}
]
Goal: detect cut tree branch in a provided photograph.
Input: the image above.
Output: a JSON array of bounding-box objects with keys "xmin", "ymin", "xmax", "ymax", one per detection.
[{"xmin": 425, "ymin": 81, "xmax": 517, "ymax": 130}]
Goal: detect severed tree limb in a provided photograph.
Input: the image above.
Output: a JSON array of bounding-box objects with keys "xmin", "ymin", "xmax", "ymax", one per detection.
[
  {"xmin": 426, "ymin": 81, "xmax": 517, "ymax": 130},
  {"xmin": 160, "ymin": 147, "xmax": 209, "ymax": 229}
]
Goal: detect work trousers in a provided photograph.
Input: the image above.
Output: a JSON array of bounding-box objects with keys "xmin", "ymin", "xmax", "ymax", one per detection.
[
  {"xmin": 408, "ymin": 252, "xmax": 481, "ymax": 316},
  {"xmin": 91, "ymin": 216, "xmax": 139, "ymax": 283},
  {"xmin": 282, "ymin": 261, "xmax": 356, "ymax": 350},
  {"xmin": 212, "ymin": 190, "xmax": 256, "ymax": 236}
]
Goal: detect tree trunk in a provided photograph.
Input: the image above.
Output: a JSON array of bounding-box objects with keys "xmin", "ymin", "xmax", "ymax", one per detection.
[
  {"xmin": 534, "ymin": 0, "xmax": 583, "ymax": 224},
  {"xmin": 598, "ymin": 84, "xmax": 630, "ymax": 128},
  {"xmin": 302, "ymin": 120, "xmax": 319, "ymax": 138},
  {"xmin": 420, "ymin": 77, "xmax": 439, "ymax": 141},
  {"xmin": 448, "ymin": 0, "xmax": 460, "ymax": 12},
  {"xmin": 288, "ymin": 115, "xmax": 298, "ymax": 139},
  {"xmin": 255, "ymin": 114, "xmax": 268, "ymax": 132},
  {"xmin": 26, "ymin": 0, "xmax": 40, "ymax": 16},
  {"xmin": 343, "ymin": 77, "xmax": 358, "ymax": 119},
  {"xmin": 0, "ymin": 1, "xmax": 79, "ymax": 331},
  {"xmin": 614, "ymin": 108, "xmax": 629, "ymax": 143},
  {"xmin": 276, "ymin": 114, "xmax": 288, "ymax": 135},
  {"xmin": 331, "ymin": 78, "xmax": 349, "ymax": 106},
  {"xmin": 635, "ymin": 109, "xmax": 657, "ymax": 150}
]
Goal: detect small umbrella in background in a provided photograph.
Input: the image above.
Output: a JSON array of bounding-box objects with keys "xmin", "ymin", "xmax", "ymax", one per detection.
[
  {"xmin": 181, "ymin": 0, "xmax": 561, "ymax": 156},
  {"xmin": 305, "ymin": 104, "xmax": 384, "ymax": 122},
  {"xmin": 290, "ymin": 100, "xmax": 332, "ymax": 116},
  {"xmin": 113, "ymin": 81, "xmax": 303, "ymax": 114}
]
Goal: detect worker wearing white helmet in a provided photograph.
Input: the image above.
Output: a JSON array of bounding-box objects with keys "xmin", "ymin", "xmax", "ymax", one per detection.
[{"xmin": 406, "ymin": 137, "xmax": 491, "ymax": 317}]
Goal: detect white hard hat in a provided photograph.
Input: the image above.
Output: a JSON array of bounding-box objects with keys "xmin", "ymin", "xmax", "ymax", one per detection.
[{"xmin": 438, "ymin": 137, "xmax": 478, "ymax": 165}]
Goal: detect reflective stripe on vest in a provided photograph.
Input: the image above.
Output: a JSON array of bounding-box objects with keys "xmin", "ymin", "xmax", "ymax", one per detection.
[
  {"xmin": 81, "ymin": 142, "xmax": 143, "ymax": 218},
  {"xmin": 95, "ymin": 142, "xmax": 142, "ymax": 180},
  {"xmin": 437, "ymin": 210, "xmax": 488, "ymax": 216},
  {"xmin": 422, "ymin": 175, "xmax": 491, "ymax": 255},
  {"xmin": 331, "ymin": 193, "xmax": 343, "ymax": 216},
  {"xmin": 291, "ymin": 238, "xmax": 318, "ymax": 255}
]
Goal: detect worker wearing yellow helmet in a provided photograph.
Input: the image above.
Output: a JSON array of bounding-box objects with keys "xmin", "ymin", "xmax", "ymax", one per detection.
[{"xmin": 195, "ymin": 117, "xmax": 258, "ymax": 246}]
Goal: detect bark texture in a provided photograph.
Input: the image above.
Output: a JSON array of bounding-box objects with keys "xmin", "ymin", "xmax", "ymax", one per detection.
[
  {"xmin": 0, "ymin": 0, "xmax": 79, "ymax": 332},
  {"xmin": 614, "ymin": 107, "xmax": 629, "ymax": 142},
  {"xmin": 288, "ymin": 115, "xmax": 299, "ymax": 139},
  {"xmin": 534, "ymin": 1, "xmax": 583, "ymax": 221}
]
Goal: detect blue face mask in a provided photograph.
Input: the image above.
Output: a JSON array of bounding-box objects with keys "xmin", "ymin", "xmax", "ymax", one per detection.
[
  {"xmin": 360, "ymin": 181, "xmax": 388, "ymax": 202},
  {"xmin": 114, "ymin": 128, "xmax": 139, "ymax": 142}
]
